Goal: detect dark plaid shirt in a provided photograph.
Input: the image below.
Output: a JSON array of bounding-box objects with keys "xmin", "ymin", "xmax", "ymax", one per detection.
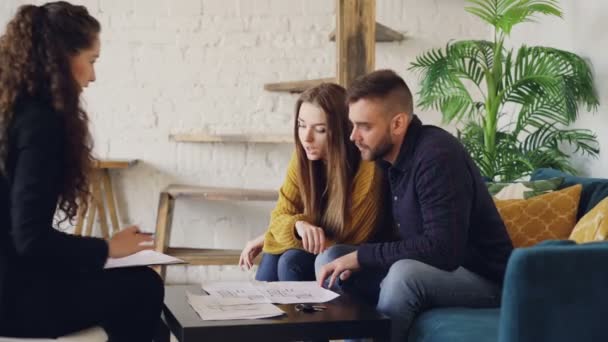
[{"xmin": 357, "ymin": 116, "xmax": 513, "ymax": 283}]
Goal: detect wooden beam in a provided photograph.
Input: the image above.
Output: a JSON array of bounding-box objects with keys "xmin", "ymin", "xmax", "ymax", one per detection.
[
  {"xmin": 165, "ymin": 185, "xmax": 278, "ymax": 201},
  {"xmin": 263, "ymin": 77, "xmax": 336, "ymax": 93},
  {"xmin": 329, "ymin": 22, "xmax": 404, "ymax": 42},
  {"xmin": 91, "ymin": 171, "xmax": 110, "ymax": 239},
  {"xmin": 101, "ymin": 169, "xmax": 120, "ymax": 235},
  {"xmin": 165, "ymin": 247, "xmax": 260, "ymax": 266},
  {"xmin": 336, "ymin": 0, "xmax": 376, "ymax": 88},
  {"xmin": 93, "ymin": 159, "xmax": 138, "ymax": 169},
  {"xmin": 170, "ymin": 133, "xmax": 293, "ymax": 144},
  {"xmin": 153, "ymin": 192, "xmax": 175, "ymax": 278}
]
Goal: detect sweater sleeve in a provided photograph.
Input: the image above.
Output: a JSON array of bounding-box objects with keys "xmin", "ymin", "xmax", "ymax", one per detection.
[
  {"xmin": 340, "ymin": 161, "xmax": 383, "ymax": 245},
  {"xmin": 9, "ymin": 107, "xmax": 108, "ymax": 272},
  {"xmin": 262, "ymin": 153, "xmax": 309, "ymax": 253}
]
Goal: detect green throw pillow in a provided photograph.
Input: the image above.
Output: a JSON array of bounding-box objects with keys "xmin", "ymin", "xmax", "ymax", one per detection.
[{"xmin": 487, "ymin": 177, "xmax": 564, "ymax": 199}]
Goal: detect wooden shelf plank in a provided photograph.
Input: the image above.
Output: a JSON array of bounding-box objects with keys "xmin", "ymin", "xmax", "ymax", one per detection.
[
  {"xmin": 93, "ymin": 159, "xmax": 138, "ymax": 169},
  {"xmin": 165, "ymin": 185, "xmax": 278, "ymax": 201},
  {"xmin": 170, "ymin": 133, "xmax": 292, "ymax": 144},
  {"xmin": 264, "ymin": 77, "xmax": 335, "ymax": 93},
  {"xmin": 166, "ymin": 247, "xmax": 257, "ymax": 266},
  {"xmin": 329, "ymin": 22, "xmax": 405, "ymax": 42}
]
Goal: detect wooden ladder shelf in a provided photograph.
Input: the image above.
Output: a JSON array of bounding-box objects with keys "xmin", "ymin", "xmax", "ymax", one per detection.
[
  {"xmin": 264, "ymin": 77, "xmax": 336, "ymax": 94},
  {"xmin": 154, "ymin": 185, "xmax": 278, "ymax": 278},
  {"xmin": 329, "ymin": 21, "xmax": 405, "ymax": 42},
  {"xmin": 264, "ymin": 1, "xmax": 404, "ymax": 94}
]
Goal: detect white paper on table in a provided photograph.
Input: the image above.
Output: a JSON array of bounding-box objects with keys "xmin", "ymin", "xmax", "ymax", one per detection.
[
  {"xmin": 104, "ymin": 250, "xmax": 185, "ymax": 269},
  {"xmin": 202, "ymin": 281, "xmax": 339, "ymax": 305},
  {"xmin": 201, "ymin": 281, "xmax": 271, "ymax": 305},
  {"xmin": 255, "ymin": 281, "xmax": 339, "ymax": 304},
  {"xmin": 186, "ymin": 292, "xmax": 284, "ymax": 321}
]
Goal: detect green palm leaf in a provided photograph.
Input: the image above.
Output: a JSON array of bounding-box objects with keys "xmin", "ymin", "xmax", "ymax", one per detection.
[
  {"xmin": 466, "ymin": 0, "xmax": 562, "ymax": 34},
  {"xmin": 413, "ymin": 0, "xmax": 600, "ymax": 182},
  {"xmin": 503, "ymin": 46, "xmax": 598, "ymax": 144},
  {"xmin": 411, "ymin": 41, "xmax": 493, "ymax": 123}
]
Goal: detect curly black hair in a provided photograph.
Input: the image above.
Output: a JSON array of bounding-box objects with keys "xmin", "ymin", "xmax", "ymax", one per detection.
[{"xmin": 0, "ymin": 1, "xmax": 100, "ymax": 223}]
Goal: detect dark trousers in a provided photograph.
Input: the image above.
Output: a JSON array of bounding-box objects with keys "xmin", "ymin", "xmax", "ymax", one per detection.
[{"xmin": 2, "ymin": 266, "xmax": 164, "ymax": 342}]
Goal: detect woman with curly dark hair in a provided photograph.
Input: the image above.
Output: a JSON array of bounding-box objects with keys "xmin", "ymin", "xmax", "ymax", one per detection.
[{"xmin": 0, "ymin": 2, "xmax": 163, "ymax": 341}]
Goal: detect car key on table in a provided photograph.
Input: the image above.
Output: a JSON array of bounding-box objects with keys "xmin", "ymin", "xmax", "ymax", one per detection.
[{"xmin": 295, "ymin": 303, "xmax": 327, "ymax": 313}]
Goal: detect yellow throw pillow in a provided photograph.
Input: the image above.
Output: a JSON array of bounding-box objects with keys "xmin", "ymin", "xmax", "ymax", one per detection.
[
  {"xmin": 494, "ymin": 184, "xmax": 582, "ymax": 248},
  {"xmin": 569, "ymin": 196, "xmax": 608, "ymax": 243}
]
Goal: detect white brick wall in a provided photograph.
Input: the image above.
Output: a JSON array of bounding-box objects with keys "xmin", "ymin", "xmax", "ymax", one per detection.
[
  {"xmin": 507, "ymin": 0, "xmax": 608, "ymax": 178},
  {"xmin": 3, "ymin": 0, "xmax": 603, "ymax": 283}
]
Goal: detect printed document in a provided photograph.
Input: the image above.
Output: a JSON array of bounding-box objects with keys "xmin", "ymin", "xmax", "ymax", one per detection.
[
  {"xmin": 105, "ymin": 250, "xmax": 185, "ymax": 269},
  {"xmin": 202, "ymin": 281, "xmax": 339, "ymax": 304},
  {"xmin": 187, "ymin": 292, "xmax": 284, "ymax": 320}
]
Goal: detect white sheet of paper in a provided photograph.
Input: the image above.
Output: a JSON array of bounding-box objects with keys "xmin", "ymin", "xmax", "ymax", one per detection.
[
  {"xmin": 105, "ymin": 250, "xmax": 185, "ymax": 269},
  {"xmin": 201, "ymin": 281, "xmax": 271, "ymax": 305},
  {"xmin": 186, "ymin": 292, "xmax": 284, "ymax": 321},
  {"xmin": 202, "ymin": 281, "xmax": 339, "ymax": 305},
  {"xmin": 255, "ymin": 281, "xmax": 340, "ymax": 304}
]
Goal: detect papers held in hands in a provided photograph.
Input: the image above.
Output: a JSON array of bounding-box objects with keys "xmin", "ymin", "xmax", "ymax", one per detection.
[
  {"xmin": 105, "ymin": 250, "xmax": 185, "ymax": 269},
  {"xmin": 187, "ymin": 281, "xmax": 340, "ymax": 321}
]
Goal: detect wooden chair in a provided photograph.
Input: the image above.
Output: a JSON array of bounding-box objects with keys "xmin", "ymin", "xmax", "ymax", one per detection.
[{"xmin": 74, "ymin": 159, "xmax": 137, "ymax": 239}]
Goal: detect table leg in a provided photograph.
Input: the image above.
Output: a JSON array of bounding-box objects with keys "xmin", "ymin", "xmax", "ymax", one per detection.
[
  {"xmin": 374, "ymin": 323, "xmax": 391, "ymax": 342},
  {"xmin": 154, "ymin": 315, "xmax": 171, "ymax": 342}
]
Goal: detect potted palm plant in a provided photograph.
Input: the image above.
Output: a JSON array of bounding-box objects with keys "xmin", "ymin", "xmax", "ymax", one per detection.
[{"xmin": 410, "ymin": 0, "xmax": 600, "ymax": 181}]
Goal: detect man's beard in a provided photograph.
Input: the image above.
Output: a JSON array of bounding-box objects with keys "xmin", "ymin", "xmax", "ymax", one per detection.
[{"xmin": 358, "ymin": 134, "xmax": 393, "ymax": 161}]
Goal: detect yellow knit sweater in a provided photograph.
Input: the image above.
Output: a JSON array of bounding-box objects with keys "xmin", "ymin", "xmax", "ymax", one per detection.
[{"xmin": 262, "ymin": 153, "xmax": 385, "ymax": 254}]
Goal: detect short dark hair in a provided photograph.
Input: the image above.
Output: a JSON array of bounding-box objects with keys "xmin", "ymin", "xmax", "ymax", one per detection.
[{"xmin": 346, "ymin": 69, "xmax": 414, "ymax": 116}]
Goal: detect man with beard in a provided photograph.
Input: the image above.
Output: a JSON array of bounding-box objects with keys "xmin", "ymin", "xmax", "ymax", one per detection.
[{"xmin": 315, "ymin": 69, "xmax": 513, "ymax": 342}]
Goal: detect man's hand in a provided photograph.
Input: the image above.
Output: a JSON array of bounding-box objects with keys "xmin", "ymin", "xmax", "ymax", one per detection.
[
  {"xmin": 317, "ymin": 251, "xmax": 360, "ymax": 289},
  {"xmin": 295, "ymin": 220, "xmax": 327, "ymax": 254}
]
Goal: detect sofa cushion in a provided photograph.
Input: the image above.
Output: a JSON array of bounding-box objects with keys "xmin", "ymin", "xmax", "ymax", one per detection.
[
  {"xmin": 578, "ymin": 182, "xmax": 608, "ymax": 219},
  {"xmin": 531, "ymin": 168, "xmax": 605, "ymax": 187},
  {"xmin": 494, "ymin": 185, "xmax": 582, "ymax": 247},
  {"xmin": 487, "ymin": 177, "xmax": 564, "ymax": 200},
  {"xmin": 569, "ymin": 196, "xmax": 608, "ymax": 243},
  {"xmin": 408, "ymin": 308, "xmax": 500, "ymax": 342},
  {"xmin": 531, "ymin": 168, "xmax": 608, "ymax": 219}
]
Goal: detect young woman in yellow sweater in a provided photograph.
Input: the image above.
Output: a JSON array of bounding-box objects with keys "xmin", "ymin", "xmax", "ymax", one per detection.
[{"xmin": 239, "ymin": 83, "xmax": 388, "ymax": 281}]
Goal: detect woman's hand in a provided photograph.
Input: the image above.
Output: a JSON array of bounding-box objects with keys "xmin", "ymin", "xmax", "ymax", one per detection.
[
  {"xmin": 295, "ymin": 221, "xmax": 327, "ymax": 255},
  {"xmin": 239, "ymin": 234, "xmax": 264, "ymax": 270},
  {"xmin": 108, "ymin": 226, "xmax": 154, "ymax": 258}
]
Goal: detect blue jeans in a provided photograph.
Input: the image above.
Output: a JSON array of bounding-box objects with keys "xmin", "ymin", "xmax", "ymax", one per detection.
[
  {"xmin": 315, "ymin": 245, "xmax": 502, "ymax": 342},
  {"xmin": 255, "ymin": 249, "xmax": 316, "ymax": 281}
]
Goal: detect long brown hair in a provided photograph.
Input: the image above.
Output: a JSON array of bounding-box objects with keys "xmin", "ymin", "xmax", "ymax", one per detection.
[
  {"xmin": 294, "ymin": 83, "xmax": 361, "ymax": 241},
  {"xmin": 0, "ymin": 2, "xmax": 100, "ymax": 223}
]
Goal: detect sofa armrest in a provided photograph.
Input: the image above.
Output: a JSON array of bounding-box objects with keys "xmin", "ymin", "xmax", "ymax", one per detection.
[{"xmin": 499, "ymin": 240, "xmax": 608, "ymax": 342}]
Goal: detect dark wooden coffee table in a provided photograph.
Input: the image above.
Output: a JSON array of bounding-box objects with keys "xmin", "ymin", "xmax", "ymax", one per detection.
[{"xmin": 158, "ymin": 285, "xmax": 390, "ymax": 341}]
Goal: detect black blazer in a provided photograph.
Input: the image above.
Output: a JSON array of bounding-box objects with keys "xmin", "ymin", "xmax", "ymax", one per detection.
[{"xmin": 0, "ymin": 98, "xmax": 108, "ymax": 323}]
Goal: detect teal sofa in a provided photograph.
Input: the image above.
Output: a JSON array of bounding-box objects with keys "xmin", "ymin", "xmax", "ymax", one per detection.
[{"xmin": 408, "ymin": 169, "xmax": 608, "ymax": 342}]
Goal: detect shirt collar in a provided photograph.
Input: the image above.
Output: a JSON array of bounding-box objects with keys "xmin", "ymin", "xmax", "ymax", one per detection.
[{"xmin": 390, "ymin": 114, "xmax": 423, "ymax": 172}]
